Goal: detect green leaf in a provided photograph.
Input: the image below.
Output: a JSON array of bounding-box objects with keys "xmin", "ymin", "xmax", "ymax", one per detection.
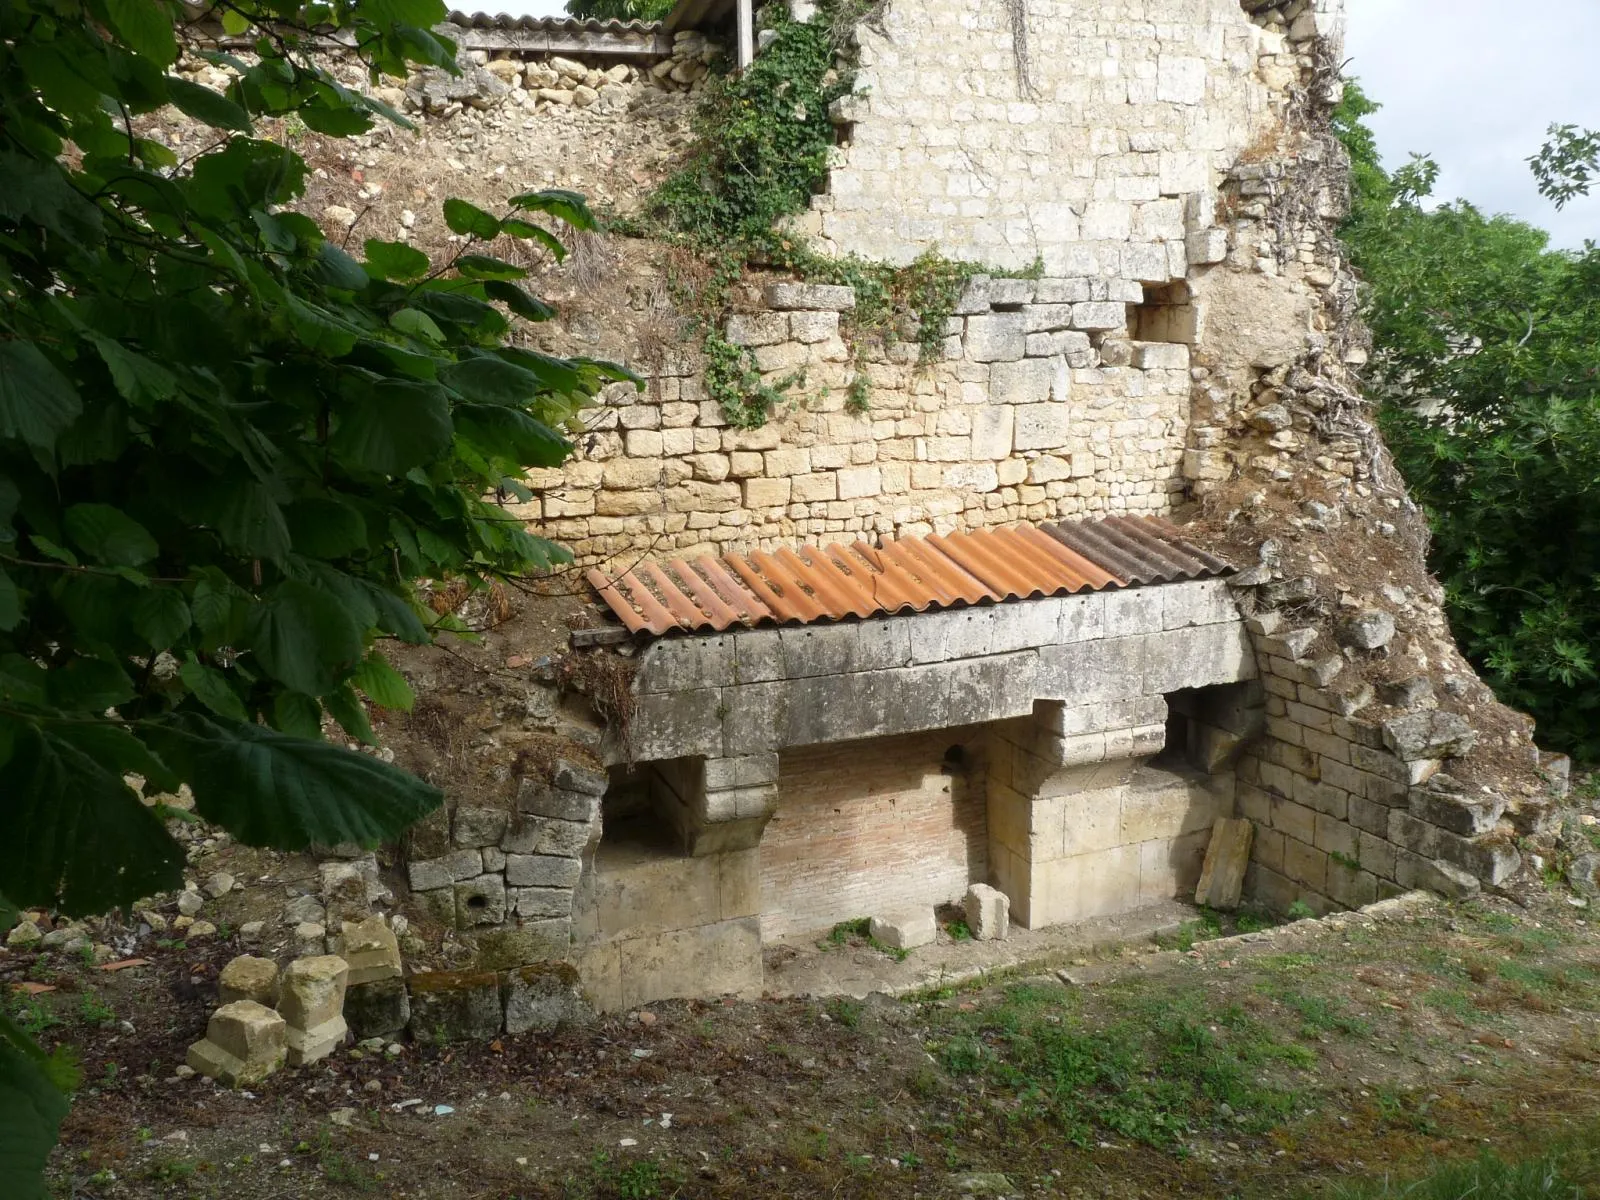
[
  {"xmin": 244, "ymin": 579, "xmax": 364, "ymax": 697},
  {"xmin": 105, "ymin": 0, "xmax": 178, "ymax": 67},
  {"xmin": 48, "ymin": 657, "xmax": 136, "ymax": 712},
  {"xmin": 284, "ymin": 498, "xmax": 368, "ymax": 558},
  {"xmin": 364, "ymin": 239, "xmax": 431, "ymax": 281},
  {"xmin": 330, "ymin": 381, "xmax": 453, "ymax": 475},
  {"xmin": 509, "ymin": 188, "xmax": 596, "ymax": 231},
  {"xmin": 324, "ymin": 683, "xmax": 375, "ymax": 744},
  {"xmin": 272, "ymin": 691, "xmax": 324, "ymax": 739},
  {"xmin": 483, "ymin": 279, "xmax": 556, "ymax": 322},
  {"xmin": 193, "ymin": 478, "xmax": 292, "ymax": 562},
  {"xmin": 63, "ymin": 504, "xmax": 158, "ymax": 566},
  {"xmin": 29, "ymin": 537, "xmax": 77, "ymax": 567},
  {"xmin": 0, "ymin": 1016, "xmax": 72, "ymax": 1200},
  {"xmin": 298, "ymin": 102, "xmax": 373, "ymax": 136},
  {"xmin": 141, "ymin": 711, "xmax": 442, "ymax": 851},
  {"xmin": 220, "ymin": 7, "xmax": 250, "ymax": 34},
  {"xmin": 0, "ymin": 570, "xmax": 18, "ymax": 633},
  {"xmin": 440, "ymin": 354, "xmax": 543, "ymax": 406},
  {"xmin": 130, "ymin": 587, "xmax": 192, "ymax": 652},
  {"xmin": 0, "ymin": 343, "xmax": 83, "ymax": 452},
  {"xmin": 312, "ymin": 241, "xmax": 372, "ymax": 291},
  {"xmin": 89, "ymin": 335, "xmax": 178, "ymax": 406},
  {"xmin": 0, "ymin": 722, "xmax": 184, "ymax": 915},
  {"xmin": 498, "ymin": 218, "xmax": 567, "ymax": 262},
  {"xmin": 389, "ymin": 307, "xmax": 446, "ymax": 342},
  {"xmin": 351, "ymin": 651, "xmax": 414, "ymax": 711},
  {"xmin": 178, "ymin": 659, "xmax": 250, "ymax": 722},
  {"xmin": 455, "ymin": 254, "xmax": 527, "ymax": 281},
  {"xmin": 442, "ymin": 198, "xmax": 501, "ymax": 240},
  {"xmin": 165, "ymin": 76, "xmax": 253, "ymax": 132}
]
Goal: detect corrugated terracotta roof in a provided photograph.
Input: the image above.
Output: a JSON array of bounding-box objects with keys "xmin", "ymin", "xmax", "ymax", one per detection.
[
  {"xmin": 586, "ymin": 516, "xmax": 1232, "ymax": 637},
  {"xmin": 443, "ymin": 11, "xmax": 663, "ymax": 33}
]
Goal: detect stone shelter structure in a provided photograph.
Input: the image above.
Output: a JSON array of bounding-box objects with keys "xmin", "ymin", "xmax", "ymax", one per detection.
[{"xmin": 152, "ymin": 0, "xmax": 1565, "ymax": 1020}]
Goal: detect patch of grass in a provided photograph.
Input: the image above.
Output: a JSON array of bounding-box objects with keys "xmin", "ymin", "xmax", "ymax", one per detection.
[
  {"xmin": 1421, "ymin": 986, "xmax": 1478, "ymax": 1021},
  {"xmin": 825, "ymin": 997, "xmax": 864, "ymax": 1029},
  {"xmin": 1286, "ymin": 900, "xmax": 1316, "ymax": 920},
  {"xmin": 1368, "ymin": 1084, "xmax": 1440, "ymax": 1136},
  {"xmin": 932, "ymin": 981, "xmax": 1305, "ymax": 1148},
  {"xmin": 1319, "ymin": 1135, "xmax": 1600, "ymax": 1198},
  {"xmin": 78, "ymin": 993, "xmax": 115, "ymax": 1026},
  {"xmin": 9, "ymin": 993, "xmax": 60, "ymax": 1037},
  {"xmin": 945, "ymin": 919, "xmax": 972, "ymax": 942},
  {"xmin": 1264, "ymin": 986, "xmax": 1374, "ymax": 1040},
  {"xmin": 1157, "ymin": 909, "xmax": 1223, "ymax": 951},
  {"xmin": 825, "ymin": 918, "xmax": 869, "ymax": 946}
]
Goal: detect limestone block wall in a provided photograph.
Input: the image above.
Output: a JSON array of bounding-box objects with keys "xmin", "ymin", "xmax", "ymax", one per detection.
[
  {"xmin": 808, "ymin": 0, "xmax": 1314, "ymax": 273},
  {"xmin": 524, "ymin": 277, "xmax": 1196, "ymax": 566},
  {"xmin": 761, "ymin": 729, "xmax": 989, "ymax": 939}
]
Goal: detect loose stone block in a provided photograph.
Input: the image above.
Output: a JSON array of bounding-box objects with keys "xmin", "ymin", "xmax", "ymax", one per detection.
[
  {"xmin": 1382, "ymin": 711, "xmax": 1477, "ymax": 762},
  {"xmin": 186, "ymin": 1001, "xmax": 287, "ymax": 1086},
  {"xmin": 963, "ymin": 884, "xmax": 1010, "ymax": 940},
  {"xmin": 345, "ymin": 977, "xmax": 411, "ymax": 1039},
  {"xmin": 278, "ymin": 955, "xmax": 349, "ymax": 1066},
  {"xmin": 340, "ymin": 916, "xmax": 403, "ymax": 986},
  {"xmin": 868, "ymin": 909, "xmax": 935, "ymax": 951},
  {"xmin": 218, "ymin": 955, "xmax": 279, "ymax": 1007},
  {"xmin": 408, "ymin": 970, "xmax": 504, "ymax": 1043},
  {"xmin": 502, "ymin": 962, "xmax": 592, "ymax": 1034}
]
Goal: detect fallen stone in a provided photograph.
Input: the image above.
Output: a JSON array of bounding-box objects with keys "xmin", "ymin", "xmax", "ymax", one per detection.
[
  {"xmin": 204, "ymin": 872, "xmax": 235, "ymax": 899},
  {"xmin": 408, "ymin": 970, "xmax": 503, "ymax": 1043},
  {"xmin": 502, "ymin": 962, "xmax": 591, "ymax": 1035},
  {"xmin": 279, "ymin": 955, "xmax": 350, "ymax": 1067},
  {"xmin": 962, "ymin": 884, "xmax": 1010, "ymax": 941},
  {"xmin": 1378, "ymin": 676, "xmax": 1435, "ymax": 710},
  {"xmin": 346, "ymin": 977, "xmax": 411, "ymax": 1040},
  {"xmin": 186, "ymin": 1001, "xmax": 287, "ymax": 1086},
  {"xmin": 187, "ymin": 921, "xmax": 217, "ymax": 939},
  {"xmin": 283, "ymin": 894, "xmax": 327, "ymax": 926},
  {"xmin": 239, "ymin": 920, "xmax": 264, "ymax": 942},
  {"xmin": 951, "ymin": 1172, "xmax": 1014, "ymax": 1196},
  {"xmin": 219, "ymin": 955, "xmax": 280, "ymax": 1007},
  {"xmin": 322, "ymin": 868, "xmax": 371, "ymax": 929},
  {"xmin": 177, "ymin": 890, "xmax": 204, "ymax": 917},
  {"xmin": 1195, "ymin": 818, "xmax": 1254, "ymax": 909},
  {"xmin": 1568, "ymin": 853, "xmax": 1600, "ymax": 899},
  {"xmin": 1382, "ymin": 710, "xmax": 1477, "ymax": 761},
  {"xmin": 339, "ymin": 917, "xmax": 403, "ymax": 986},
  {"xmin": 1339, "ymin": 609, "xmax": 1396, "ymax": 651},
  {"xmin": 292, "ymin": 922, "xmax": 328, "ymax": 956},
  {"xmin": 868, "ymin": 910, "xmax": 935, "ymax": 951},
  {"xmin": 6, "ymin": 920, "xmax": 41, "ymax": 947}
]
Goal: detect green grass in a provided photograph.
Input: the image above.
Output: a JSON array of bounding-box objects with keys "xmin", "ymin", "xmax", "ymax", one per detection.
[
  {"xmin": 1318, "ymin": 1135, "xmax": 1600, "ymax": 1198},
  {"xmin": 931, "ymin": 981, "xmax": 1308, "ymax": 1149}
]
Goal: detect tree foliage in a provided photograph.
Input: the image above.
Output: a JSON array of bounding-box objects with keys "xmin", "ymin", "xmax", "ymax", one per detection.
[
  {"xmin": 565, "ymin": 0, "xmax": 676, "ymax": 22},
  {"xmin": 0, "ymin": 1, "xmax": 627, "ymax": 1190},
  {"xmin": 1335, "ymin": 82, "xmax": 1600, "ymax": 759}
]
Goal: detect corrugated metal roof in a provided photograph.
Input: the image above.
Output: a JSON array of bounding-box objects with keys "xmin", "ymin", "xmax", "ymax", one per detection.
[
  {"xmin": 443, "ymin": 11, "xmax": 663, "ymax": 33},
  {"xmin": 586, "ymin": 516, "xmax": 1232, "ymax": 637}
]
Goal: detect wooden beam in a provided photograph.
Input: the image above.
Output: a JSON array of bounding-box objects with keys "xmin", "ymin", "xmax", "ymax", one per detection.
[
  {"xmin": 735, "ymin": 0, "xmax": 753, "ymax": 69},
  {"xmin": 568, "ymin": 626, "xmax": 634, "ymax": 649}
]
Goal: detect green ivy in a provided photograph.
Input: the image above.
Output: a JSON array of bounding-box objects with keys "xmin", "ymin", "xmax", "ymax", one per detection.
[{"xmin": 704, "ymin": 326, "xmax": 803, "ymax": 428}]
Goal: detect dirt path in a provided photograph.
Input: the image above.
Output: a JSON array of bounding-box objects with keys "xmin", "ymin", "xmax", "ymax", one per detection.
[{"xmin": 19, "ymin": 885, "xmax": 1600, "ymax": 1200}]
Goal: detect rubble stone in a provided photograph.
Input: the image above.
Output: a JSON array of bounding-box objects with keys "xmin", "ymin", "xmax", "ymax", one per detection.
[
  {"xmin": 186, "ymin": 1001, "xmax": 286, "ymax": 1086},
  {"xmin": 218, "ymin": 955, "xmax": 280, "ymax": 1007},
  {"xmin": 868, "ymin": 910, "xmax": 935, "ymax": 951},
  {"xmin": 278, "ymin": 955, "xmax": 350, "ymax": 1066},
  {"xmin": 962, "ymin": 884, "xmax": 1010, "ymax": 940}
]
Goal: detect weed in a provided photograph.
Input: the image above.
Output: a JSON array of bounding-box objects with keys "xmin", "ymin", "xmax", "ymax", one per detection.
[
  {"xmin": 78, "ymin": 993, "xmax": 115, "ymax": 1027},
  {"xmin": 1421, "ymin": 987, "xmax": 1478, "ymax": 1021},
  {"xmin": 9, "ymin": 993, "xmax": 60, "ymax": 1037},
  {"xmin": 826, "ymin": 997, "xmax": 864, "ymax": 1028},
  {"xmin": 142, "ymin": 1155, "xmax": 196, "ymax": 1182},
  {"xmin": 1286, "ymin": 900, "xmax": 1316, "ymax": 920},
  {"xmin": 945, "ymin": 919, "xmax": 973, "ymax": 942},
  {"xmin": 826, "ymin": 918, "xmax": 870, "ymax": 945}
]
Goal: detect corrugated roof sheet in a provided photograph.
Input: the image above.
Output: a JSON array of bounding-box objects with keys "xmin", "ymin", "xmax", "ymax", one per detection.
[
  {"xmin": 587, "ymin": 516, "xmax": 1232, "ymax": 637},
  {"xmin": 443, "ymin": 11, "xmax": 663, "ymax": 33}
]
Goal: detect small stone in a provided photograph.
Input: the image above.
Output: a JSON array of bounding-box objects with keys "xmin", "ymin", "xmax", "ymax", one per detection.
[
  {"xmin": 868, "ymin": 910, "xmax": 935, "ymax": 951},
  {"xmin": 1568, "ymin": 853, "xmax": 1600, "ymax": 899},
  {"xmin": 340, "ymin": 917, "xmax": 403, "ymax": 985},
  {"xmin": 364, "ymin": 1078, "xmax": 383, "ymax": 1093},
  {"xmin": 283, "ymin": 894, "xmax": 327, "ymax": 926},
  {"xmin": 323, "ymin": 204, "xmax": 358, "ymax": 228},
  {"xmin": 173, "ymin": 1064, "xmax": 195, "ymax": 1079},
  {"xmin": 6, "ymin": 920, "xmax": 42, "ymax": 947},
  {"xmin": 141, "ymin": 910, "xmax": 168, "ymax": 932},
  {"xmin": 219, "ymin": 955, "xmax": 280, "ymax": 1007},
  {"xmin": 204, "ymin": 872, "xmax": 235, "ymax": 899},
  {"xmin": 187, "ymin": 921, "xmax": 217, "ymax": 939},
  {"xmin": 962, "ymin": 884, "xmax": 1010, "ymax": 941},
  {"xmin": 330, "ymin": 1108, "xmax": 356, "ymax": 1127},
  {"xmin": 1248, "ymin": 404, "xmax": 1292, "ymax": 432},
  {"xmin": 239, "ymin": 920, "xmax": 264, "ymax": 942},
  {"xmin": 1340, "ymin": 609, "xmax": 1396, "ymax": 651},
  {"xmin": 186, "ymin": 1001, "xmax": 287, "ymax": 1086},
  {"xmin": 177, "ymin": 891, "xmax": 204, "ymax": 917}
]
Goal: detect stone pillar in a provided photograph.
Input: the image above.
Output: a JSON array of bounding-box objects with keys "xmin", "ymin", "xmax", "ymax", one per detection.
[
  {"xmin": 652, "ymin": 753, "xmax": 779, "ymax": 856},
  {"xmin": 278, "ymin": 955, "xmax": 349, "ymax": 1067}
]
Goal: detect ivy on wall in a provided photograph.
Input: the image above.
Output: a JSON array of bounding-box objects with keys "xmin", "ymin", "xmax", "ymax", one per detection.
[{"xmin": 623, "ymin": 1, "xmax": 1037, "ymax": 427}]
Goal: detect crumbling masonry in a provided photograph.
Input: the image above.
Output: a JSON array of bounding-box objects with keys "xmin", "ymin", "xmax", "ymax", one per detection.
[{"xmin": 154, "ymin": 0, "xmax": 1569, "ymax": 1017}]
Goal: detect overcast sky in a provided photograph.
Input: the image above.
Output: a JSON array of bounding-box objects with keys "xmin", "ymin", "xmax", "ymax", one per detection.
[{"xmin": 485, "ymin": 0, "xmax": 1597, "ymax": 247}]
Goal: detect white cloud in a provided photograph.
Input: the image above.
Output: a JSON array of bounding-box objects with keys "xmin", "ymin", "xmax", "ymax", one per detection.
[{"xmin": 1344, "ymin": 0, "xmax": 1600, "ymax": 248}]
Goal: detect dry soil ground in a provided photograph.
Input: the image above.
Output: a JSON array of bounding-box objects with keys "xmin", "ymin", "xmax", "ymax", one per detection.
[{"xmin": 16, "ymin": 882, "xmax": 1600, "ymax": 1200}]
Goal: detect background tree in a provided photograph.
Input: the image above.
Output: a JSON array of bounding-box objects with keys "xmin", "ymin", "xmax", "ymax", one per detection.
[
  {"xmin": 1335, "ymin": 83, "xmax": 1600, "ymax": 758},
  {"xmin": 564, "ymin": 0, "xmax": 677, "ymax": 23},
  {"xmin": 0, "ymin": 1, "xmax": 628, "ymax": 1191}
]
